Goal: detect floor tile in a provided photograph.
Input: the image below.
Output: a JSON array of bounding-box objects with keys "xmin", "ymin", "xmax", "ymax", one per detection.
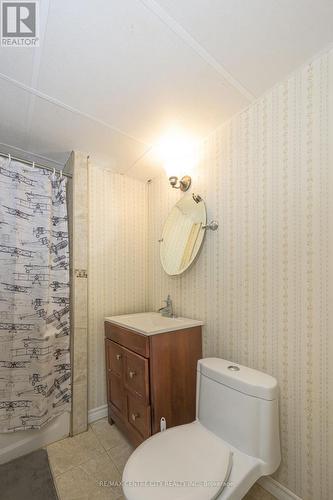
[
  {"xmin": 79, "ymin": 450, "xmax": 121, "ymax": 481},
  {"xmin": 79, "ymin": 452, "xmax": 123, "ymax": 498},
  {"xmin": 55, "ymin": 453, "xmax": 123, "ymax": 500},
  {"xmin": 90, "ymin": 418, "xmax": 128, "ymax": 451},
  {"xmin": 55, "ymin": 467, "xmax": 91, "ymax": 500},
  {"xmin": 107, "ymin": 440, "xmax": 134, "ymax": 474},
  {"xmin": 47, "ymin": 428, "xmax": 104, "ymax": 477}
]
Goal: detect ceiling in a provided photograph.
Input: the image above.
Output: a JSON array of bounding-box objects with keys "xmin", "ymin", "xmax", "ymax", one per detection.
[{"xmin": 0, "ymin": 0, "xmax": 332, "ymax": 180}]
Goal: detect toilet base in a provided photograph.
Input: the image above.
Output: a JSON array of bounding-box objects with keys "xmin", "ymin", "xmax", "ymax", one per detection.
[{"xmin": 216, "ymin": 445, "xmax": 262, "ymax": 499}]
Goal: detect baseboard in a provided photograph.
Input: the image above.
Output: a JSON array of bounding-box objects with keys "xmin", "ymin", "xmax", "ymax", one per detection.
[
  {"xmin": 88, "ymin": 404, "xmax": 108, "ymax": 424},
  {"xmin": 259, "ymin": 477, "xmax": 302, "ymax": 500}
]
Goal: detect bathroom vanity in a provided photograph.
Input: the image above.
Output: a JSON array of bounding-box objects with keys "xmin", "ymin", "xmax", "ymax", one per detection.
[{"xmin": 104, "ymin": 312, "xmax": 203, "ymax": 446}]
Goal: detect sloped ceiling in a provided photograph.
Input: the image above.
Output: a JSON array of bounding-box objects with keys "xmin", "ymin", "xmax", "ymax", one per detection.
[{"xmin": 0, "ymin": 0, "xmax": 332, "ymax": 180}]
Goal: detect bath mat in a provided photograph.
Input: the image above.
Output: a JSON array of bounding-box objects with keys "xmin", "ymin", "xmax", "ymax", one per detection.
[{"xmin": 0, "ymin": 449, "xmax": 58, "ymax": 500}]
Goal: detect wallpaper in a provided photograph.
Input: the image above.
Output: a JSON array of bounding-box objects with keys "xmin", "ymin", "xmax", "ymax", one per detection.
[
  {"xmin": 147, "ymin": 49, "xmax": 333, "ymax": 500},
  {"xmin": 88, "ymin": 166, "xmax": 147, "ymax": 412}
]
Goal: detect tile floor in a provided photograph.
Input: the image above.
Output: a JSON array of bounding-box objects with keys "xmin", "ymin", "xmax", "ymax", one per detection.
[
  {"xmin": 47, "ymin": 418, "xmax": 132, "ymax": 500},
  {"xmin": 46, "ymin": 417, "xmax": 276, "ymax": 500}
]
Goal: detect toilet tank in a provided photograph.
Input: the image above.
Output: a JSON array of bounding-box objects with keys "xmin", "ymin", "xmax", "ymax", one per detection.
[{"xmin": 196, "ymin": 358, "xmax": 280, "ymax": 474}]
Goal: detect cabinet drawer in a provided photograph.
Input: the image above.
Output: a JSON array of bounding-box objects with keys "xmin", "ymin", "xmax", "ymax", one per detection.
[
  {"xmin": 124, "ymin": 349, "xmax": 149, "ymax": 401},
  {"xmin": 105, "ymin": 321, "xmax": 149, "ymax": 358},
  {"xmin": 106, "ymin": 340, "xmax": 124, "ymax": 377},
  {"xmin": 127, "ymin": 393, "xmax": 151, "ymax": 439}
]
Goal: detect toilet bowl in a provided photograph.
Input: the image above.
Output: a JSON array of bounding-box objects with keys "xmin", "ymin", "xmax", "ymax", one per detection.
[{"xmin": 122, "ymin": 358, "xmax": 281, "ymax": 500}]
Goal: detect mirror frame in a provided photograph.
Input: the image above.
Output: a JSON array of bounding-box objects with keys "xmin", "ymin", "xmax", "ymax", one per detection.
[{"xmin": 159, "ymin": 194, "xmax": 207, "ymax": 276}]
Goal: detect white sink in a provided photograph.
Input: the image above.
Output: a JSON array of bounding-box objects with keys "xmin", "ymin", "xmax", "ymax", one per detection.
[{"xmin": 105, "ymin": 312, "xmax": 203, "ymax": 336}]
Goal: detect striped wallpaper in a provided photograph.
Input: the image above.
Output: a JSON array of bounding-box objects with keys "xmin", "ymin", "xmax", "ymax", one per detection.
[
  {"xmin": 87, "ymin": 47, "xmax": 333, "ymax": 499},
  {"xmin": 88, "ymin": 168, "xmax": 147, "ymax": 411},
  {"xmin": 147, "ymin": 48, "xmax": 333, "ymax": 499}
]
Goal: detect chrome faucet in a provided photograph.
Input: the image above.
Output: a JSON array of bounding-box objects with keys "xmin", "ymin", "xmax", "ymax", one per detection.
[{"xmin": 158, "ymin": 295, "xmax": 174, "ymax": 318}]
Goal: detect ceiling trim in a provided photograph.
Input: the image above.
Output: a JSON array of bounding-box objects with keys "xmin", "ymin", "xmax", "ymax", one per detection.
[
  {"xmin": 139, "ymin": 0, "xmax": 255, "ymax": 102},
  {"xmin": 0, "ymin": 71, "xmax": 148, "ymax": 147},
  {"xmin": 123, "ymin": 144, "xmax": 154, "ymax": 174},
  {"xmin": 25, "ymin": 0, "xmax": 51, "ymax": 145},
  {"xmin": 0, "ymin": 141, "xmax": 67, "ymax": 167}
]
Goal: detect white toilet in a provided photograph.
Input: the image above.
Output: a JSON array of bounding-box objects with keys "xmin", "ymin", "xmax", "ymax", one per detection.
[{"xmin": 122, "ymin": 358, "xmax": 281, "ymax": 500}]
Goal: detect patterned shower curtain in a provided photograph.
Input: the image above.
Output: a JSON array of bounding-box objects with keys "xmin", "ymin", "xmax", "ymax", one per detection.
[{"xmin": 0, "ymin": 156, "xmax": 71, "ymax": 432}]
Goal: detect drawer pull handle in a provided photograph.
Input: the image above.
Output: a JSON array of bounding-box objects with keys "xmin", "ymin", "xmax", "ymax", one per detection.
[
  {"xmin": 116, "ymin": 354, "xmax": 122, "ymax": 361},
  {"xmin": 129, "ymin": 371, "xmax": 136, "ymax": 379},
  {"xmin": 131, "ymin": 413, "xmax": 139, "ymax": 421}
]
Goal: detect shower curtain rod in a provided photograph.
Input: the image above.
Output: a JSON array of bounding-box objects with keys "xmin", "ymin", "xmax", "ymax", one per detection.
[{"xmin": 0, "ymin": 150, "xmax": 73, "ymax": 178}]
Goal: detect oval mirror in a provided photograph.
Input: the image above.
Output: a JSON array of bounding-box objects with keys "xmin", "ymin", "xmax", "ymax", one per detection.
[{"xmin": 160, "ymin": 194, "xmax": 207, "ymax": 276}]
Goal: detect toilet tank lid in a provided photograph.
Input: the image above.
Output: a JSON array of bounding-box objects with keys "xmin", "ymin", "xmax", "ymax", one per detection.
[{"xmin": 198, "ymin": 358, "xmax": 278, "ymax": 401}]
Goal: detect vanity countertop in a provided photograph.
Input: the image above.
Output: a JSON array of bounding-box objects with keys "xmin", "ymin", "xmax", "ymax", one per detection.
[{"xmin": 105, "ymin": 312, "xmax": 203, "ymax": 336}]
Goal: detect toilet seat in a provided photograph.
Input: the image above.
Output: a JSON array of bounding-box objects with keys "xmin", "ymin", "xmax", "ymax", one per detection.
[{"xmin": 122, "ymin": 421, "xmax": 232, "ymax": 500}]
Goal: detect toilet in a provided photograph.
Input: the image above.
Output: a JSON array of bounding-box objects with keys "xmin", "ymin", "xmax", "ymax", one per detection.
[{"xmin": 122, "ymin": 358, "xmax": 281, "ymax": 500}]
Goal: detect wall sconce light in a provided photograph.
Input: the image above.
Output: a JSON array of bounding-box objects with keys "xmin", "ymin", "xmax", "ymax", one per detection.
[
  {"xmin": 153, "ymin": 128, "xmax": 198, "ymax": 192},
  {"xmin": 168, "ymin": 175, "xmax": 192, "ymax": 192}
]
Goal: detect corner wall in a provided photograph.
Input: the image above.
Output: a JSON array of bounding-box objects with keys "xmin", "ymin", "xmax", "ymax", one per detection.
[
  {"xmin": 147, "ymin": 48, "xmax": 333, "ymax": 500},
  {"xmin": 88, "ymin": 165, "xmax": 147, "ymax": 412},
  {"xmin": 66, "ymin": 151, "xmax": 89, "ymax": 436}
]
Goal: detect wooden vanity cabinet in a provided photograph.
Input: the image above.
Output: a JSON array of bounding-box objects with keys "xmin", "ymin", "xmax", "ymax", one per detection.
[{"xmin": 105, "ymin": 321, "xmax": 202, "ymax": 447}]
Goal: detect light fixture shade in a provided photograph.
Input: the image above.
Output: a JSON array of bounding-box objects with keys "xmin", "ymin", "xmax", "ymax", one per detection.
[
  {"xmin": 164, "ymin": 161, "xmax": 177, "ymax": 179},
  {"xmin": 153, "ymin": 128, "xmax": 199, "ymax": 179}
]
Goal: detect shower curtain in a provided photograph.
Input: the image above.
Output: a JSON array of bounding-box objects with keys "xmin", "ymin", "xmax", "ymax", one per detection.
[{"xmin": 0, "ymin": 157, "xmax": 71, "ymax": 432}]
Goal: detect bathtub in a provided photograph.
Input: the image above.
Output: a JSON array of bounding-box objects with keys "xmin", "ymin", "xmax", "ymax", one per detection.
[{"xmin": 0, "ymin": 412, "xmax": 70, "ymax": 464}]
